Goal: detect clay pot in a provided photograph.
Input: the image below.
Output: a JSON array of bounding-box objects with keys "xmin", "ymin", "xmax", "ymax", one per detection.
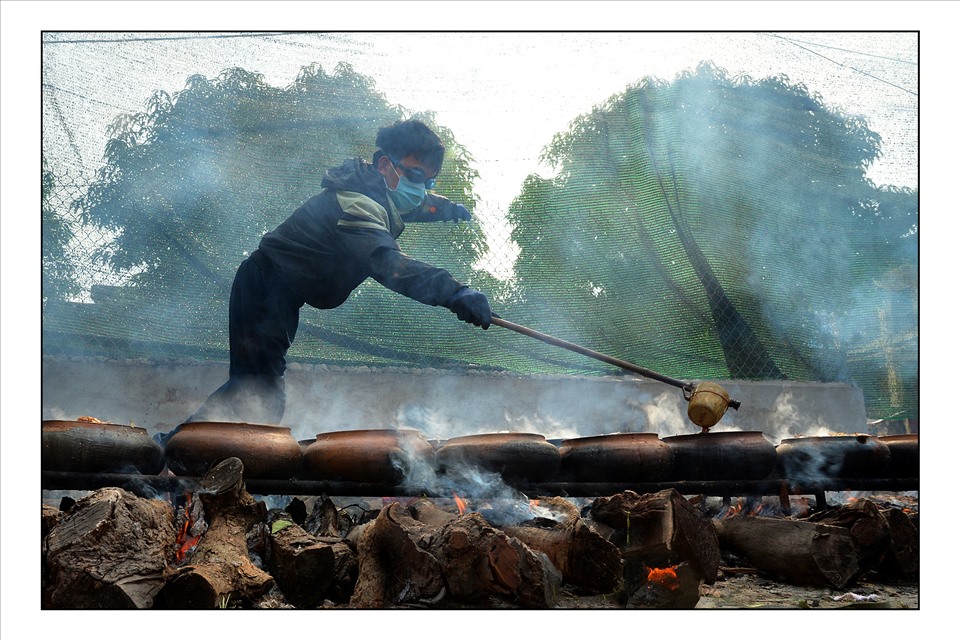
[
  {"xmin": 686, "ymin": 382, "xmax": 731, "ymax": 429},
  {"xmin": 42, "ymin": 420, "xmax": 166, "ymax": 475},
  {"xmin": 880, "ymin": 434, "xmax": 919, "ymax": 478},
  {"xmin": 164, "ymin": 422, "xmax": 303, "ymax": 479},
  {"xmin": 775, "ymin": 435, "xmax": 892, "ymax": 480},
  {"xmin": 558, "ymin": 433, "xmax": 673, "ymax": 482},
  {"xmin": 302, "ymin": 429, "xmax": 435, "ymax": 484},
  {"xmin": 435, "ymin": 433, "xmax": 561, "ymax": 482},
  {"xmin": 663, "ymin": 431, "xmax": 777, "ymax": 481}
]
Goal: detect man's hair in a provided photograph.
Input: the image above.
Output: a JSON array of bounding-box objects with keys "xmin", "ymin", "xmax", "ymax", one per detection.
[{"xmin": 374, "ymin": 120, "xmax": 445, "ymax": 172}]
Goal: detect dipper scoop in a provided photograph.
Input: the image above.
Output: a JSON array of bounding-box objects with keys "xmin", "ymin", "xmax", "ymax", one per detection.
[{"xmin": 490, "ymin": 316, "xmax": 741, "ymax": 430}]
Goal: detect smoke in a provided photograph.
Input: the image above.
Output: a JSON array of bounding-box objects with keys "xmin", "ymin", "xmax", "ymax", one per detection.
[
  {"xmin": 392, "ymin": 435, "xmax": 548, "ymax": 527},
  {"xmin": 776, "ymin": 440, "xmax": 844, "ymax": 485},
  {"xmin": 396, "ymin": 403, "xmax": 457, "ymax": 440},
  {"xmin": 634, "ymin": 390, "xmax": 690, "ymax": 438}
]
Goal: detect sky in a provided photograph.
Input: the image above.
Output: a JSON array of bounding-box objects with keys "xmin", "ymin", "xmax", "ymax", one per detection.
[{"xmin": 3, "ymin": 0, "xmax": 952, "ymax": 633}]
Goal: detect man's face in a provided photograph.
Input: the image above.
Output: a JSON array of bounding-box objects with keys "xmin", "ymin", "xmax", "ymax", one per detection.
[{"xmin": 377, "ymin": 154, "xmax": 439, "ymax": 191}]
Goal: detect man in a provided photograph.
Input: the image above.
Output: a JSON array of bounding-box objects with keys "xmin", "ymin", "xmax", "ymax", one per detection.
[{"xmin": 172, "ymin": 119, "xmax": 491, "ymax": 433}]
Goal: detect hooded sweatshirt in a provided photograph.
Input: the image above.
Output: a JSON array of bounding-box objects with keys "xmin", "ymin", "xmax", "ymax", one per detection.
[{"xmin": 257, "ymin": 158, "xmax": 464, "ymax": 310}]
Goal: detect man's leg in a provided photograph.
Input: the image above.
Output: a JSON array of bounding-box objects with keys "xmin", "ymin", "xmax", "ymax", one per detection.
[{"xmin": 177, "ymin": 255, "xmax": 300, "ymax": 429}]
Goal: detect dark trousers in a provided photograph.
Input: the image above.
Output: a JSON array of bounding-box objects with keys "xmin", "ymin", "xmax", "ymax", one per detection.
[{"xmin": 187, "ymin": 250, "xmax": 302, "ymax": 425}]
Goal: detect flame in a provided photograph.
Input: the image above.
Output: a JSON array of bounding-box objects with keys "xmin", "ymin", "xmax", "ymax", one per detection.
[
  {"xmin": 718, "ymin": 498, "xmax": 767, "ymax": 519},
  {"xmin": 646, "ymin": 564, "xmax": 680, "ymax": 591},
  {"xmin": 719, "ymin": 501, "xmax": 744, "ymax": 519},
  {"xmin": 453, "ymin": 493, "xmax": 467, "ymax": 516},
  {"xmin": 175, "ymin": 492, "xmax": 201, "ymax": 562},
  {"xmin": 530, "ymin": 499, "xmax": 540, "ymax": 507}
]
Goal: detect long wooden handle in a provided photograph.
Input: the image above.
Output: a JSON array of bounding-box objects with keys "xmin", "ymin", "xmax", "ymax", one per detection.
[{"xmin": 490, "ymin": 316, "xmax": 695, "ymax": 392}]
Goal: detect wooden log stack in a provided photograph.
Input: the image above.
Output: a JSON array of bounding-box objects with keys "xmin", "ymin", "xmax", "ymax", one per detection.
[{"xmin": 41, "ymin": 463, "xmax": 918, "ymax": 609}]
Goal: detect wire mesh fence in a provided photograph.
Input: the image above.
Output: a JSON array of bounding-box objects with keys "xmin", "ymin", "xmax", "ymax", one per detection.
[{"xmin": 40, "ymin": 32, "xmax": 918, "ymax": 419}]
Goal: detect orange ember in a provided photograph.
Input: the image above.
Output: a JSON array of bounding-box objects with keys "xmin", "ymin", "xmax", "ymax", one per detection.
[
  {"xmin": 646, "ymin": 565, "xmax": 680, "ymax": 591},
  {"xmin": 453, "ymin": 493, "xmax": 468, "ymax": 516},
  {"xmin": 175, "ymin": 492, "xmax": 202, "ymax": 562}
]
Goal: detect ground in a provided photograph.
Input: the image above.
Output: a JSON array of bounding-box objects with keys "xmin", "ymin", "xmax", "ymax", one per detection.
[{"xmin": 542, "ymin": 572, "xmax": 919, "ymax": 610}]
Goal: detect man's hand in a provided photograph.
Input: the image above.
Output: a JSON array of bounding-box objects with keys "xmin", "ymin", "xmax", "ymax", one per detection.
[
  {"xmin": 444, "ymin": 203, "xmax": 471, "ymax": 222},
  {"xmin": 445, "ymin": 286, "xmax": 491, "ymax": 329},
  {"xmin": 402, "ymin": 194, "xmax": 472, "ymax": 223}
]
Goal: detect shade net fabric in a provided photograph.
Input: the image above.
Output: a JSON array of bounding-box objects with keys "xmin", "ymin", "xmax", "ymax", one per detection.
[{"xmin": 41, "ymin": 32, "xmax": 918, "ymax": 419}]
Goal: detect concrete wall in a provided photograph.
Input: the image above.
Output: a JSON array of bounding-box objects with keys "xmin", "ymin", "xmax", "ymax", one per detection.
[{"xmin": 41, "ymin": 356, "xmax": 869, "ymax": 445}]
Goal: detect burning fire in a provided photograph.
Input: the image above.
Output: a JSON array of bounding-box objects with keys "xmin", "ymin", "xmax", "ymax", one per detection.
[
  {"xmin": 718, "ymin": 498, "xmax": 768, "ymax": 519},
  {"xmin": 453, "ymin": 493, "xmax": 468, "ymax": 516},
  {"xmin": 645, "ymin": 565, "xmax": 680, "ymax": 591},
  {"xmin": 175, "ymin": 492, "xmax": 201, "ymax": 562}
]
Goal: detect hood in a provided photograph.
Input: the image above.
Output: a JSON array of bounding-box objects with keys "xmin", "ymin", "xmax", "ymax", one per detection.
[{"xmin": 321, "ymin": 158, "xmax": 388, "ymax": 198}]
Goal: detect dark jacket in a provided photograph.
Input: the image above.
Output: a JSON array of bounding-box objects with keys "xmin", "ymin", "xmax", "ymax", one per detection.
[{"xmin": 257, "ymin": 158, "xmax": 464, "ymax": 309}]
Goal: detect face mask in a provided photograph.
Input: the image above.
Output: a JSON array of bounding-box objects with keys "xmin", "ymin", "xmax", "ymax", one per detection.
[{"xmin": 386, "ymin": 173, "xmax": 426, "ymax": 213}]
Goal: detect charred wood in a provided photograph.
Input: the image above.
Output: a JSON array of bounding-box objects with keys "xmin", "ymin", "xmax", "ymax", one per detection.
[
  {"xmin": 877, "ymin": 507, "xmax": 919, "ymax": 578},
  {"xmin": 623, "ymin": 561, "xmax": 703, "ymax": 609},
  {"xmin": 589, "ymin": 489, "xmax": 720, "ymax": 585},
  {"xmin": 284, "ymin": 497, "xmax": 308, "ymax": 526},
  {"xmin": 304, "ymin": 496, "xmax": 344, "ymax": 538},
  {"xmin": 316, "ymin": 535, "xmax": 359, "ymax": 603}
]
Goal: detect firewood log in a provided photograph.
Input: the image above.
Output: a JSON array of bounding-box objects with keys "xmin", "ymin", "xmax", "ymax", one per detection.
[
  {"xmin": 406, "ymin": 497, "xmax": 458, "ymax": 526},
  {"xmin": 624, "ymin": 561, "xmax": 703, "ymax": 609},
  {"xmin": 877, "ymin": 507, "xmax": 919, "ymax": 578},
  {"xmin": 43, "ymin": 488, "xmax": 177, "ymax": 609},
  {"xmin": 589, "ymin": 489, "xmax": 720, "ymax": 585},
  {"xmin": 314, "ymin": 536, "xmax": 359, "ymax": 603},
  {"xmin": 266, "ymin": 511, "xmax": 336, "ymax": 609},
  {"xmin": 157, "ymin": 457, "xmax": 274, "ymax": 608},
  {"xmin": 803, "ymin": 499, "xmax": 891, "ymax": 581},
  {"xmin": 303, "ymin": 496, "xmax": 343, "ymax": 538},
  {"xmin": 713, "ymin": 516, "xmax": 858, "ymax": 589},
  {"xmin": 501, "ymin": 517, "xmax": 623, "ymax": 594},
  {"xmin": 349, "ymin": 502, "xmax": 446, "ymax": 608},
  {"xmin": 427, "ymin": 510, "xmax": 562, "ymax": 608},
  {"xmin": 351, "ymin": 502, "xmax": 561, "ymax": 608},
  {"xmin": 42, "ymin": 504, "xmax": 63, "ymax": 540}
]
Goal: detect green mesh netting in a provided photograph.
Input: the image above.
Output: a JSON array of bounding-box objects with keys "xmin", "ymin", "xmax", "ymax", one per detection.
[{"xmin": 41, "ymin": 32, "xmax": 918, "ymax": 419}]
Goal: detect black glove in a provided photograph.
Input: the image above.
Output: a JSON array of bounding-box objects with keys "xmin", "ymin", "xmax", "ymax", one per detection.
[
  {"xmin": 401, "ymin": 194, "xmax": 472, "ymax": 223},
  {"xmin": 442, "ymin": 202, "xmax": 472, "ymax": 222},
  {"xmin": 445, "ymin": 286, "xmax": 491, "ymax": 329}
]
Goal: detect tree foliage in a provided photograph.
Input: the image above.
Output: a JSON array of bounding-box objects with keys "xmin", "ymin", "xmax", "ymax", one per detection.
[
  {"xmin": 42, "ymin": 155, "xmax": 80, "ymax": 307},
  {"xmin": 74, "ymin": 63, "xmax": 485, "ymax": 292},
  {"xmin": 67, "ymin": 63, "xmax": 499, "ymax": 364},
  {"xmin": 507, "ymin": 63, "xmax": 917, "ymax": 417}
]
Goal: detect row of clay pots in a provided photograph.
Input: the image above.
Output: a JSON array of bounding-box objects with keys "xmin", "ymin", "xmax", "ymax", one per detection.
[{"xmin": 42, "ymin": 420, "xmax": 919, "ymax": 484}]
